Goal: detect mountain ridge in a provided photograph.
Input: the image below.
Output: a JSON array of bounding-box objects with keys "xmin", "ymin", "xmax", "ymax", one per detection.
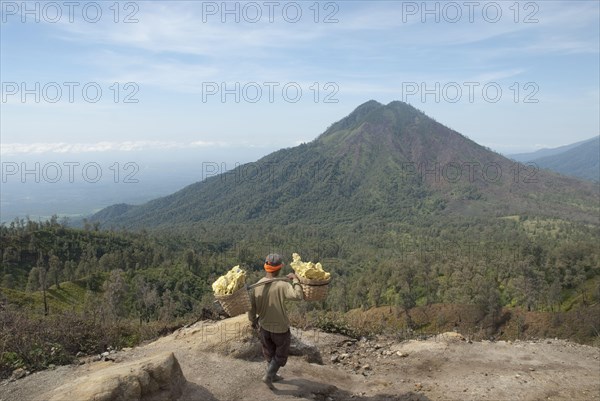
[
  {"xmin": 508, "ymin": 136, "xmax": 597, "ymax": 162},
  {"xmin": 92, "ymin": 101, "xmax": 599, "ymax": 228},
  {"xmin": 531, "ymin": 136, "xmax": 599, "ymax": 182}
]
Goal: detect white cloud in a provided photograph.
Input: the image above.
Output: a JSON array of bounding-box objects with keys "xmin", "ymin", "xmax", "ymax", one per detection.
[
  {"xmin": 53, "ymin": 2, "xmax": 326, "ymax": 57},
  {"xmin": 0, "ymin": 140, "xmax": 238, "ymax": 155}
]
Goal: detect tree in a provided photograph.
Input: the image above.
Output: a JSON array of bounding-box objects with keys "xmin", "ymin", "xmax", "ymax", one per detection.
[
  {"xmin": 48, "ymin": 254, "xmax": 62, "ymax": 289},
  {"xmin": 26, "ymin": 267, "xmax": 40, "ymax": 292},
  {"xmin": 133, "ymin": 276, "xmax": 159, "ymax": 324},
  {"xmin": 2, "ymin": 246, "xmax": 19, "ymax": 269},
  {"xmin": 547, "ymin": 278, "xmax": 562, "ymax": 312},
  {"xmin": 99, "ymin": 254, "xmax": 112, "ymax": 271},
  {"xmin": 511, "ymin": 259, "xmax": 544, "ymax": 311},
  {"xmin": 159, "ymin": 289, "xmax": 177, "ymax": 321},
  {"xmin": 37, "ymin": 252, "xmax": 49, "ymax": 315},
  {"xmin": 102, "ymin": 269, "xmax": 129, "ymax": 322},
  {"xmin": 82, "ymin": 290, "xmax": 101, "ymax": 322},
  {"xmin": 473, "ymin": 276, "xmax": 502, "ymax": 328},
  {"xmin": 63, "ymin": 260, "xmax": 76, "ymax": 282},
  {"xmin": 2, "ymin": 274, "xmax": 15, "ymax": 289},
  {"xmin": 367, "ymin": 280, "xmax": 384, "ymax": 307},
  {"xmin": 185, "ymin": 249, "xmax": 195, "ymax": 271},
  {"xmin": 397, "ymin": 264, "xmax": 418, "ymax": 329},
  {"xmin": 327, "ymin": 277, "xmax": 349, "ymax": 312},
  {"xmin": 572, "ymin": 263, "xmax": 588, "ymax": 304}
]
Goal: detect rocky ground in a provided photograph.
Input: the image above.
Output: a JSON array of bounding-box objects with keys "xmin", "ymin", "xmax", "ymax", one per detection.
[{"xmin": 1, "ymin": 315, "xmax": 599, "ymax": 401}]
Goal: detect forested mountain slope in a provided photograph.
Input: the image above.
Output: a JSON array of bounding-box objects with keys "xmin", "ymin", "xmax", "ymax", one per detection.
[{"xmin": 92, "ymin": 101, "xmax": 598, "ymax": 228}]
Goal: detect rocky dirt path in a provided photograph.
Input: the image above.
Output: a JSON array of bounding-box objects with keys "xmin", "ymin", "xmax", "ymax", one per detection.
[{"xmin": 1, "ymin": 315, "xmax": 599, "ymax": 401}]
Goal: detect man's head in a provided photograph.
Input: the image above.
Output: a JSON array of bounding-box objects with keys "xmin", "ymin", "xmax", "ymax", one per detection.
[{"xmin": 264, "ymin": 253, "xmax": 283, "ymax": 276}]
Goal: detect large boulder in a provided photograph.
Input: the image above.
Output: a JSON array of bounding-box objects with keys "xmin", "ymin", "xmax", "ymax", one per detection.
[
  {"xmin": 39, "ymin": 352, "xmax": 186, "ymax": 401},
  {"xmin": 177, "ymin": 315, "xmax": 323, "ymax": 364}
]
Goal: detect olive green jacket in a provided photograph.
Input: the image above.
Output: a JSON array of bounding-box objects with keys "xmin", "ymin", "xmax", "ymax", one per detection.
[{"xmin": 248, "ymin": 277, "xmax": 303, "ymax": 333}]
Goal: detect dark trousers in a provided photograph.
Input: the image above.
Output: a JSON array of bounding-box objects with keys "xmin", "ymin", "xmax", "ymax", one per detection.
[{"xmin": 259, "ymin": 327, "xmax": 291, "ymax": 367}]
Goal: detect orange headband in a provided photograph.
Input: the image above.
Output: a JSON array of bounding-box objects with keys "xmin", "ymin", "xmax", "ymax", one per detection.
[{"xmin": 264, "ymin": 263, "xmax": 283, "ymax": 273}]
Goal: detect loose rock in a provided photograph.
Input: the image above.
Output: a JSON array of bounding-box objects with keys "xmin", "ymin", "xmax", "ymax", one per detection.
[{"xmin": 10, "ymin": 368, "xmax": 26, "ymax": 381}]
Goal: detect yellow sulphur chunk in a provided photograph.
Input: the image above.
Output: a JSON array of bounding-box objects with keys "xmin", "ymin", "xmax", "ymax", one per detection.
[
  {"xmin": 212, "ymin": 265, "xmax": 247, "ymax": 295},
  {"xmin": 290, "ymin": 253, "xmax": 330, "ymax": 280}
]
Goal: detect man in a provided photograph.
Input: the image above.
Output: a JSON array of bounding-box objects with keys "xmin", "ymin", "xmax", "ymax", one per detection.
[{"xmin": 248, "ymin": 253, "xmax": 304, "ymax": 389}]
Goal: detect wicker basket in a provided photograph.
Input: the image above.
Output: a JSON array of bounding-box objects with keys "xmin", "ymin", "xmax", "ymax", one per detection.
[
  {"xmin": 297, "ymin": 276, "xmax": 331, "ymax": 301},
  {"xmin": 215, "ymin": 287, "xmax": 251, "ymax": 317}
]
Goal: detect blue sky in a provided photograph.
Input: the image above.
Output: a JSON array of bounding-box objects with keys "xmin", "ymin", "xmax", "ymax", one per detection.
[{"xmin": 1, "ymin": 0, "xmax": 599, "ymax": 157}]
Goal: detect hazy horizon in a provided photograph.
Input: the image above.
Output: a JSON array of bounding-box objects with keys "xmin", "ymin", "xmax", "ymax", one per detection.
[{"xmin": 2, "ymin": 132, "xmax": 599, "ymax": 224}]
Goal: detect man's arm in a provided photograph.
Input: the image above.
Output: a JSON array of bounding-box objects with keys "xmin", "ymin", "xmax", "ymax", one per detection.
[
  {"xmin": 285, "ymin": 273, "xmax": 304, "ymax": 300},
  {"xmin": 247, "ymin": 288, "xmax": 258, "ymax": 328}
]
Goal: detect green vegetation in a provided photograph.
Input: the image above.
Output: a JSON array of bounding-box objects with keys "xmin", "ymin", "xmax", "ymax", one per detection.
[
  {"xmin": 2, "ymin": 101, "xmax": 599, "ymax": 379},
  {"xmin": 2, "ymin": 212, "xmax": 598, "ymax": 378},
  {"xmin": 0, "ymin": 218, "xmax": 238, "ymax": 378}
]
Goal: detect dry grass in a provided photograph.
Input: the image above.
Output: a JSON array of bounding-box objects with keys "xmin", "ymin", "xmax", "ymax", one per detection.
[{"xmin": 290, "ymin": 303, "xmax": 600, "ymax": 346}]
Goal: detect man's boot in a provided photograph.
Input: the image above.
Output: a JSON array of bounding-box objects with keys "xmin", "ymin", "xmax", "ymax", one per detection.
[
  {"xmin": 266, "ymin": 361, "xmax": 283, "ymax": 382},
  {"xmin": 262, "ymin": 359, "xmax": 280, "ymax": 389}
]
